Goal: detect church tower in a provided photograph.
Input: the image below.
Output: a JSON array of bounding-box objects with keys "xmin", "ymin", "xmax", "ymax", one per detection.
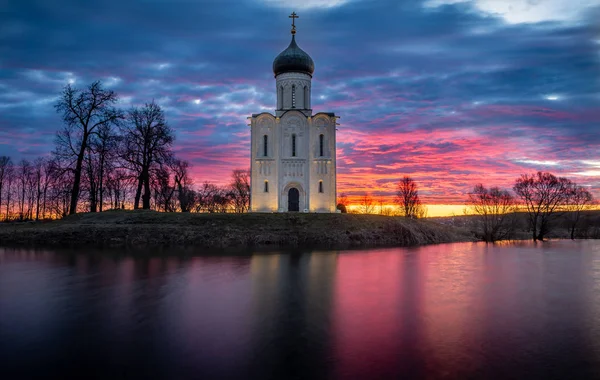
[{"xmin": 249, "ymin": 13, "xmax": 338, "ymax": 212}]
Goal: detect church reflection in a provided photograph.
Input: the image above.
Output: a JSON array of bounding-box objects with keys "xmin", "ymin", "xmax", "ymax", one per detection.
[{"xmin": 246, "ymin": 251, "xmax": 338, "ymax": 379}]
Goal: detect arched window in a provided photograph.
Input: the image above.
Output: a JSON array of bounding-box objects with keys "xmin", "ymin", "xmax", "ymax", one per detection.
[
  {"xmin": 292, "ymin": 134, "xmax": 296, "ymax": 157},
  {"xmin": 263, "ymin": 135, "xmax": 268, "ymax": 157},
  {"xmin": 319, "ymin": 180, "xmax": 323, "ymax": 193},
  {"xmin": 291, "ymin": 85, "xmax": 296, "ymax": 108},
  {"xmin": 264, "ymin": 181, "xmax": 269, "ymax": 193},
  {"xmin": 319, "ymin": 134, "xmax": 324, "ymax": 157}
]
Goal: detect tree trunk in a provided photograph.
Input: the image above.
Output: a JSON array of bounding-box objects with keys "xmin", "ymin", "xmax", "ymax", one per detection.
[
  {"xmin": 142, "ymin": 168, "xmax": 151, "ymax": 209},
  {"xmin": 5, "ymin": 185, "xmax": 11, "ymax": 220},
  {"xmin": 42, "ymin": 187, "xmax": 47, "ymax": 220},
  {"xmin": 134, "ymin": 175, "xmax": 143, "ymax": 209},
  {"xmin": 98, "ymin": 155, "xmax": 105, "ymax": 212},
  {"xmin": 20, "ymin": 185, "xmax": 25, "ymax": 220},
  {"xmin": 35, "ymin": 178, "xmax": 41, "ymax": 221},
  {"xmin": 69, "ymin": 143, "xmax": 87, "ymax": 215}
]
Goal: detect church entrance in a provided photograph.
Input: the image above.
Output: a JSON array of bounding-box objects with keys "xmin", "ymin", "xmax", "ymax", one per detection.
[{"xmin": 288, "ymin": 188, "xmax": 300, "ymax": 212}]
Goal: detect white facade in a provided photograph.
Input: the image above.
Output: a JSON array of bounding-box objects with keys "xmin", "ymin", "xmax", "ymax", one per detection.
[{"xmin": 249, "ymin": 34, "xmax": 337, "ymax": 212}]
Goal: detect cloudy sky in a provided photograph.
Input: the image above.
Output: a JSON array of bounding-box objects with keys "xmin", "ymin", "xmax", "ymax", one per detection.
[{"xmin": 1, "ymin": 0, "xmax": 599, "ymax": 207}]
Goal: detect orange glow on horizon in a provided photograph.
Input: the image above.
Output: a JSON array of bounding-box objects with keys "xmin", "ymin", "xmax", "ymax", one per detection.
[{"xmin": 345, "ymin": 204, "xmax": 471, "ymax": 217}]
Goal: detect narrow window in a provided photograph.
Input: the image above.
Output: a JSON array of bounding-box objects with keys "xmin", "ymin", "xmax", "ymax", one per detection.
[
  {"xmin": 278, "ymin": 86, "xmax": 283, "ymax": 109},
  {"xmin": 292, "ymin": 134, "xmax": 296, "ymax": 157},
  {"xmin": 319, "ymin": 180, "xmax": 323, "ymax": 193},
  {"xmin": 263, "ymin": 135, "xmax": 268, "ymax": 157},
  {"xmin": 304, "ymin": 86, "xmax": 309, "ymax": 108},
  {"xmin": 292, "ymin": 85, "xmax": 296, "ymax": 108},
  {"xmin": 319, "ymin": 134, "xmax": 324, "ymax": 157},
  {"xmin": 264, "ymin": 181, "xmax": 269, "ymax": 193}
]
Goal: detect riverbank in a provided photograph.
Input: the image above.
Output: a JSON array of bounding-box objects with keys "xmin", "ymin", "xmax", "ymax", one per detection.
[{"xmin": 0, "ymin": 210, "xmax": 476, "ymax": 250}]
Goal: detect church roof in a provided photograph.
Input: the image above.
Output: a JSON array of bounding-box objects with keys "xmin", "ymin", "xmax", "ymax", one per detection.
[{"xmin": 272, "ymin": 34, "xmax": 315, "ymax": 77}]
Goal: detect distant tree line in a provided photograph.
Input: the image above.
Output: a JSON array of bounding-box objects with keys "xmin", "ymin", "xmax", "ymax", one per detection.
[
  {"xmin": 0, "ymin": 80, "xmax": 250, "ymax": 221},
  {"xmin": 342, "ymin": 172, "xmax": 595, "ymax": 242},
  {"xmin": 467, "ymin": 171, "xmax": 594, "ymax": 242},
  {"xmin": 340, "ymin": 176, "xmax": 427, "ymax": 218}
]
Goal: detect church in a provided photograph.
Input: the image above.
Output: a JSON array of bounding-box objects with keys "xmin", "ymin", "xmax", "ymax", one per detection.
[{"xmin": 249, "ymin": 13, "xmax": 338, "ymax": 213}]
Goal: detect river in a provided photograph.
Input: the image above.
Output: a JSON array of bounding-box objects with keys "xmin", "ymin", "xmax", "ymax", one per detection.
[{"xmin": 1, "ymin": 241, "xmax": 600, "ymax": 379}]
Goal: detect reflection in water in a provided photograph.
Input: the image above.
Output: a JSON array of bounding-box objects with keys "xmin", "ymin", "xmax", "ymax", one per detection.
[{"xmin": 1, "ymin": 241, "xmax": 600, "ymax": 379}]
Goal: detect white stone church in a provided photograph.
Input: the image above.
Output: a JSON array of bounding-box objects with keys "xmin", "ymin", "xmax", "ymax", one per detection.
[{"xmin": 249, "ymin": 14, "xmax": 338, "ymax": 212}]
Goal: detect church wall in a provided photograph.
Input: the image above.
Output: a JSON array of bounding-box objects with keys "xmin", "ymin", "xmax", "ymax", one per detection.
[
  {"xmin": 278, "ymin": 111, "xmax": 309, "ymax": 211},
  {"xmin": 250, "ymin": 113, "xmax": 279, "ymax": 212},
  {"xmin": 309, "ymin": 114, "xmax": 337, "ymax": 212}
]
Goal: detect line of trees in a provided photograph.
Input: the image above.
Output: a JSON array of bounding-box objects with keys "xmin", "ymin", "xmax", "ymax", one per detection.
[
  {"xmin": 339, "ymin": 176, "xmax": 427, "ymax": 218},
  {"xmin": 0, "ymin": 80, "xmax": 250, "ymax": 221},
  {"xmin": 340, "ymin": 172, "xmax": 595, "ymax": 242},
  {"xmin": 468, "ymin": 171, "xmax": 594, "ymax": 242}
]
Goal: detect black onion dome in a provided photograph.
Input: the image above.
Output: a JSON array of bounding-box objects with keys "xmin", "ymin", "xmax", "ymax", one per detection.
[{"xmin": 272, "ymin": 35, "xmax": 315, "ymax": 77}]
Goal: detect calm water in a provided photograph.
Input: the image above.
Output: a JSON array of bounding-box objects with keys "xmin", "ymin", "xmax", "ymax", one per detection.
[{"xmin": 1, "ymin": 241, "xmax": 600, "ymax": 379}]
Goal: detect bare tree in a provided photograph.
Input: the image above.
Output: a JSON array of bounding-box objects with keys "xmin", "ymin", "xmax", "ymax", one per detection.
[
  {"xmin": 121, "ymin": 101, "xmax": 173, "ymax": 210},
  {"xmin": 513, "ymin": 171, "xmax": 572, "ymax": 241},
  {"xmin": 229, "ymin": 169, "xmax": 250, "ymax": 213},
  {"xmin": 54, "ymin": 81, "xmax": 123, "ymax": 215},
  {"xmin": 565, "ymin": 184, "xmax": 594, "ymax": 240},
  {"xmin": 467, "ymin": 184, "xmax": 516, "ymax": 242},
  {"xmin": 215, "ymin": 190, "xmax": 232, "ymax": 213},
  {"xmin": 106, "ymin": 169, "xmax": 128, "ymax": 210},
  {"xmin": 92, "ymin": 123, "xmax": 118, "ymax": 212},
  {"xmin": 196, "ymin": 182, "xmax": 220, "ymax": 213},
  {"xmin": 395, "ymin": 176, "xmax": 425, "ymax": 219},
  {"xmin": 49, "ymin": 170, "xmax": 74, "ymax": 218},
  {"xmin": 16, "ymin": 160, "xmax": 33, "ymax": 220},
  {"xmin": 153, "ymin": 166, "xmax": 176, "ymax": 212},
  {"xmin": 172, "ymin": 159, "xmax": 195, "ymax": 212},
  {"xmin": 32, "ymin": 157, "xmax": 45, "ymax": 221},
  {"xmin": 4, "ymin": 161, "xmax": 15, "ymax": 220},
  {"xmin": 0, "ymin": 156, "xmax": 12, "ymax": 221},
  {"xmin": 359, "ymin": 193, "xmax": 375, "ymax": 214},
  {"xmin": 40, "ymin": 159, "xmax": 56, "ymax": 219}
]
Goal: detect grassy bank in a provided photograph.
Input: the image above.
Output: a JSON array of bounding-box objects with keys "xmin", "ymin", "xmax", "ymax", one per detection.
[{"xmin": 0, "ymin": 210, "xmax": 476, "ymax": 250}]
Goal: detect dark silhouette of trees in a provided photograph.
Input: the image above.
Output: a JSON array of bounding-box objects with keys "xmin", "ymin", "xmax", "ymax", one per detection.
[
  {"xmin": 229, "ymin": 169, "xmax": 250, "ymax": 213},
  {"xmin": 86, "ymin": 123, "xmax": 118, "ymax": 212},
  {"xmin": 153, "ymin": 166, "xmax": 177, "ymax": 212},
  {"xmin": 172, "ymin": 159, "xmax": 195, "ymax": 212},
  {"xmin": 106, "ymin": 169, "xmax": 128, "ymax": 210},
  {"xmin": 395, "ymin": 176, "xmax": 425, "ymax": 218},
  {"xmin": 514, "ymin": 171, "xmax": 572, "ymax": 241},
  {"xmin": 121, "ymin": 101, "xmax": 173, "ymax": 210},
  {"xmin": 565, "ymin": 184, "xmax": 594, "ymax": 240},
  {"xmin": 3, "ymin": 160, "xmax": 15, "ymax": 220},
  {"xmin": 467, "ymin": 184, "xmax": 516, "ymax": 242},
  {"xmin": 16, "ymin": 159, "xmax": 33, "ymax": 220},
  {"xmin": 0, "ymin": 156, "xmax": 12, "ymax": 220},
  {"xmin": 195, "ymin": 182, "xmax": 220, "ymax": 213},
  {"xmin": 54, "ymin": 81, "xmax": 123, "ymax": 215},
  {"xmin": 39, "ymin": 158, "xmax": 55, "ymax": 220}
]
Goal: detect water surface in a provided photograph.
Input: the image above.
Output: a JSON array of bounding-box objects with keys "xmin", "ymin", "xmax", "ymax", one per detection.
[{"xmin": 1, "ymin": 241, "xmax": 600, "ymax": 379}]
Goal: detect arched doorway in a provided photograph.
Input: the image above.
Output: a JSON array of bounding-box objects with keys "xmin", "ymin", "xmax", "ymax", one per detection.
[{"xmin": 288, "ymin": 188, "xmax": 300, "ymax": 212}]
